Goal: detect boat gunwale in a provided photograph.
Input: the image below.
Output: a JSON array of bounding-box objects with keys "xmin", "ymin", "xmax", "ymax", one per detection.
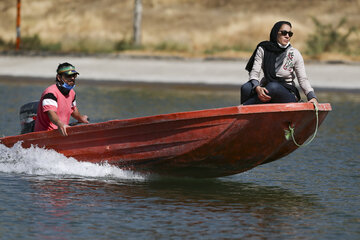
[
  {"xmin": 72, "ymin": 102, "xmax": 331, "ymax": 129},
  {"xmin": 73, "ymin": 102, "xmax": 330, "ymax": 130}
]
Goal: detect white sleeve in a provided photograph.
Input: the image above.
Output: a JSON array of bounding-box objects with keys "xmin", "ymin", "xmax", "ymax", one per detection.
[
  {"xmin": 294, "ymin": 49, "xmax": 314, "ymax": 96},
  {"xmin": 249, "ymin": 46, "xmax": 264, "ymax": 83}
]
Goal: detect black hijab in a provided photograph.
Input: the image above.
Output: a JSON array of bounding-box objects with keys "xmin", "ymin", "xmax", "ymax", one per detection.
[{"xmin": 245, "ymin": 21, "xmax": 292, "ymax": 83}]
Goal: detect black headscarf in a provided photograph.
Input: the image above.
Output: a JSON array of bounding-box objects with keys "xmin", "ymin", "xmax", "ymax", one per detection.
[{"xmin": 245, "ymin": 21, "xmax": 292, "ymax": 83}]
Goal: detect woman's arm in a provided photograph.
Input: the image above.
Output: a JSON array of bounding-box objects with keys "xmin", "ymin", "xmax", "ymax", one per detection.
[
  {"xmin": 293, "ymin": 49, "xmax": 317, "ymax": 102},
  {"xmin": 250, "ymin": 47, "xmax": 272, "ymax": 102},
  {"xmin": 249, "ymin": 46, "xmax": 264, "ymax": 88}
]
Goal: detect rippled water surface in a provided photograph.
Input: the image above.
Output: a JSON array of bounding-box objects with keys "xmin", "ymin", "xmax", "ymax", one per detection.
[{"xmin": 0, "ymin": 80, "xmax": 359, "ymax": 239}]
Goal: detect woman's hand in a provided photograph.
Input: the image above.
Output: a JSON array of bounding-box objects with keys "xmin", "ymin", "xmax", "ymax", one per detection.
[
  {"xmin": 309, "ymin": 98, "xmax": 318, "ymax": 105},
  {"xmin": 255, "ymin": 86, "xmax": 271, "ymax": 102}
]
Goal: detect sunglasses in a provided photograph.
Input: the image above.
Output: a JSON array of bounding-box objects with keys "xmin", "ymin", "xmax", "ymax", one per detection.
[
  {"xmin": 63, "ymin": 74, "xmax": 77, "ymax": 81},
  {"xmin": 279, "ymin": 30, "xmax": 293, "ymax": 37}
]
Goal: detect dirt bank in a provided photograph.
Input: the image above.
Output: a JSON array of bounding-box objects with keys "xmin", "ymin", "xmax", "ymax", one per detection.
[{"xmin": 1, "ymin": 0, "xmax": 359, "ymax": 61}]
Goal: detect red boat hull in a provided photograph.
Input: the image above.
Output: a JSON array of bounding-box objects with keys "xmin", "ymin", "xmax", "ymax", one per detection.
[{"xmin": 0, "ymin": 103, "xmax": 331, "ymax": 178}]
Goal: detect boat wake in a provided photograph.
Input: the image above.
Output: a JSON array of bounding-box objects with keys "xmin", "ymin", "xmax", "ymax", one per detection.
[{"xmin": 0, "ymin": 142, "xmax": 145, "ymax": 180}]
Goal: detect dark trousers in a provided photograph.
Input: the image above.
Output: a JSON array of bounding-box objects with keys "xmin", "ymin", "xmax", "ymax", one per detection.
[{"xmin": 241, "ymin": 81, "xmax": 297, "ymax": 105}]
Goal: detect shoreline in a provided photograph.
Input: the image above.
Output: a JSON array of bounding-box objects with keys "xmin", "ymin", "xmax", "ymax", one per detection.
[
  {"xmin": 2, "ymin": 50, "xmax": 360, "ymax": 64},
  {"xmin": 1, "ymin": 75, "xmax": 360, "ymax": 94},
  {"xmin": 1, "ymin": 54, "xmax": 360, "ymax": 91}
]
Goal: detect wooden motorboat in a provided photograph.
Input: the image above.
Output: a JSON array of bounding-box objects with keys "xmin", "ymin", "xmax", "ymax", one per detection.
[{"xmin": 0, "ymin": 103, "xmax": 332, "ymax": 178}]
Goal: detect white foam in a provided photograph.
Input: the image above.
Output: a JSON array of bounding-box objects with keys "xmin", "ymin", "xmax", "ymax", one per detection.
[{"xmin": 0, "ymin": 142, "xmax": 145, "ymax": 180}]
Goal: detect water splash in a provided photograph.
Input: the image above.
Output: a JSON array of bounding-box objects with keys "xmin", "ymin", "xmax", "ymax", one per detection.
[{"xmin": 0, "ymin": 142, "xmax": 145, "ymax": 180}]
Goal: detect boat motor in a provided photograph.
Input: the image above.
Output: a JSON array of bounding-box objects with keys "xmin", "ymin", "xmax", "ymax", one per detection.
[{"xmin": 19, "ymin": 101, "xmax": 39, "ymax": 134}]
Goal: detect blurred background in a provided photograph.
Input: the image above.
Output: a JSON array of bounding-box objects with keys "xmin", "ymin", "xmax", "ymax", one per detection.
[{"xmin": 1, "ymin": 0, "xmax": 359, "ymax": 61}]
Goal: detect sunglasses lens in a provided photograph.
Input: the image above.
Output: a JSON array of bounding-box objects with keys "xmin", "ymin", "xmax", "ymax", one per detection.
[
  {"xmin": 64, "ymin": 74, "xmax": 77, "ymax": 81},
  {"xmin": 280, "ymin": 30, "xmax": 293, "ymax": 37}
]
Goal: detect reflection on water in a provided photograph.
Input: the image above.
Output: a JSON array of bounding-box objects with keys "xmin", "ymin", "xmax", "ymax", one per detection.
[
  {"xmin": 23, "ymin": 177, "xmax": 318, "ymax": 239},
  {"xmin": 0, "ymin": 79, "xmax": 359, "ymax": 239}
]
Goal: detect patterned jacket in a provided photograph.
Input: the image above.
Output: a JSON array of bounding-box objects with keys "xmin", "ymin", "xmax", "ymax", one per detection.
[{"xmin": 248, "ymin": 46, "xmax": 316, "ymax": 100}]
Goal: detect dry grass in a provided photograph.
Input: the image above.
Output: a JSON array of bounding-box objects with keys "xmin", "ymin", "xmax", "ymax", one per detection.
[{"xmin": 1, "ymin": 0, "xmax": 359, "ymax": 60}]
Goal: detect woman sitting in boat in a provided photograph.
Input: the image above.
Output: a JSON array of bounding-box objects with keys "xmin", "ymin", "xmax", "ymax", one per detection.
[{"xmin": 241, "ymin": 21, "xmax": 318, "ymax": 105}]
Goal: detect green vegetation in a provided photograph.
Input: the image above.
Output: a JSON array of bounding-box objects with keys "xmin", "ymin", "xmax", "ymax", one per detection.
[
  {"xmin": 0, "ymin": 34, "xmax": 61, "ymax": 52},
  {"xmin": 21, "ymin": 34, "xmax": 61, "ymax": 52},
  {"xmin": 0, "ymin": 37, "xmax": 13, "ymax": 50},
  {"xmin": 153, "ymin": 41, "xmax": 188, "ymax": 52},
  {"xmin": 306, "ymin": 17, "xmax": 357, "ymax": 56},
  {"xmin": 114, "ymin": 38, "xmax": 143, "ymax": 51},
  {"xmin": 203, "ymin": 44, "xmax": 253, "ymax": 55},
  {"xmin": 1, "ymin": 16, "xmax": 359, "ymax": 61}
]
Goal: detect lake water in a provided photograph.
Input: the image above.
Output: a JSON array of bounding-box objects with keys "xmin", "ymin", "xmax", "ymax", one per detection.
[{"xmin": 0, "ymin": 79, "xmax": 359, "ymax": 240}]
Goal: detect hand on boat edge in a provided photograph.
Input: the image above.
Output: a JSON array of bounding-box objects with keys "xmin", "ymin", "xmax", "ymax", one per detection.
[
  {"xmin": 308, "ymin": 98, "xmax": 318, "ymax": 105},
  {"xmin": 58, "ymin": 123, "xmax": 69, "ymax": 137},
  {"xmin": 79, "ymin": 115, "xmax": 90, "ymax": 124}
]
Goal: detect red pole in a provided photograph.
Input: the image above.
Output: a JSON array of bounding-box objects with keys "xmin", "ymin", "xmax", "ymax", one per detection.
[{"xmin": 16, "ymin": 0, "xmax": 21, "ymax": 50}]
